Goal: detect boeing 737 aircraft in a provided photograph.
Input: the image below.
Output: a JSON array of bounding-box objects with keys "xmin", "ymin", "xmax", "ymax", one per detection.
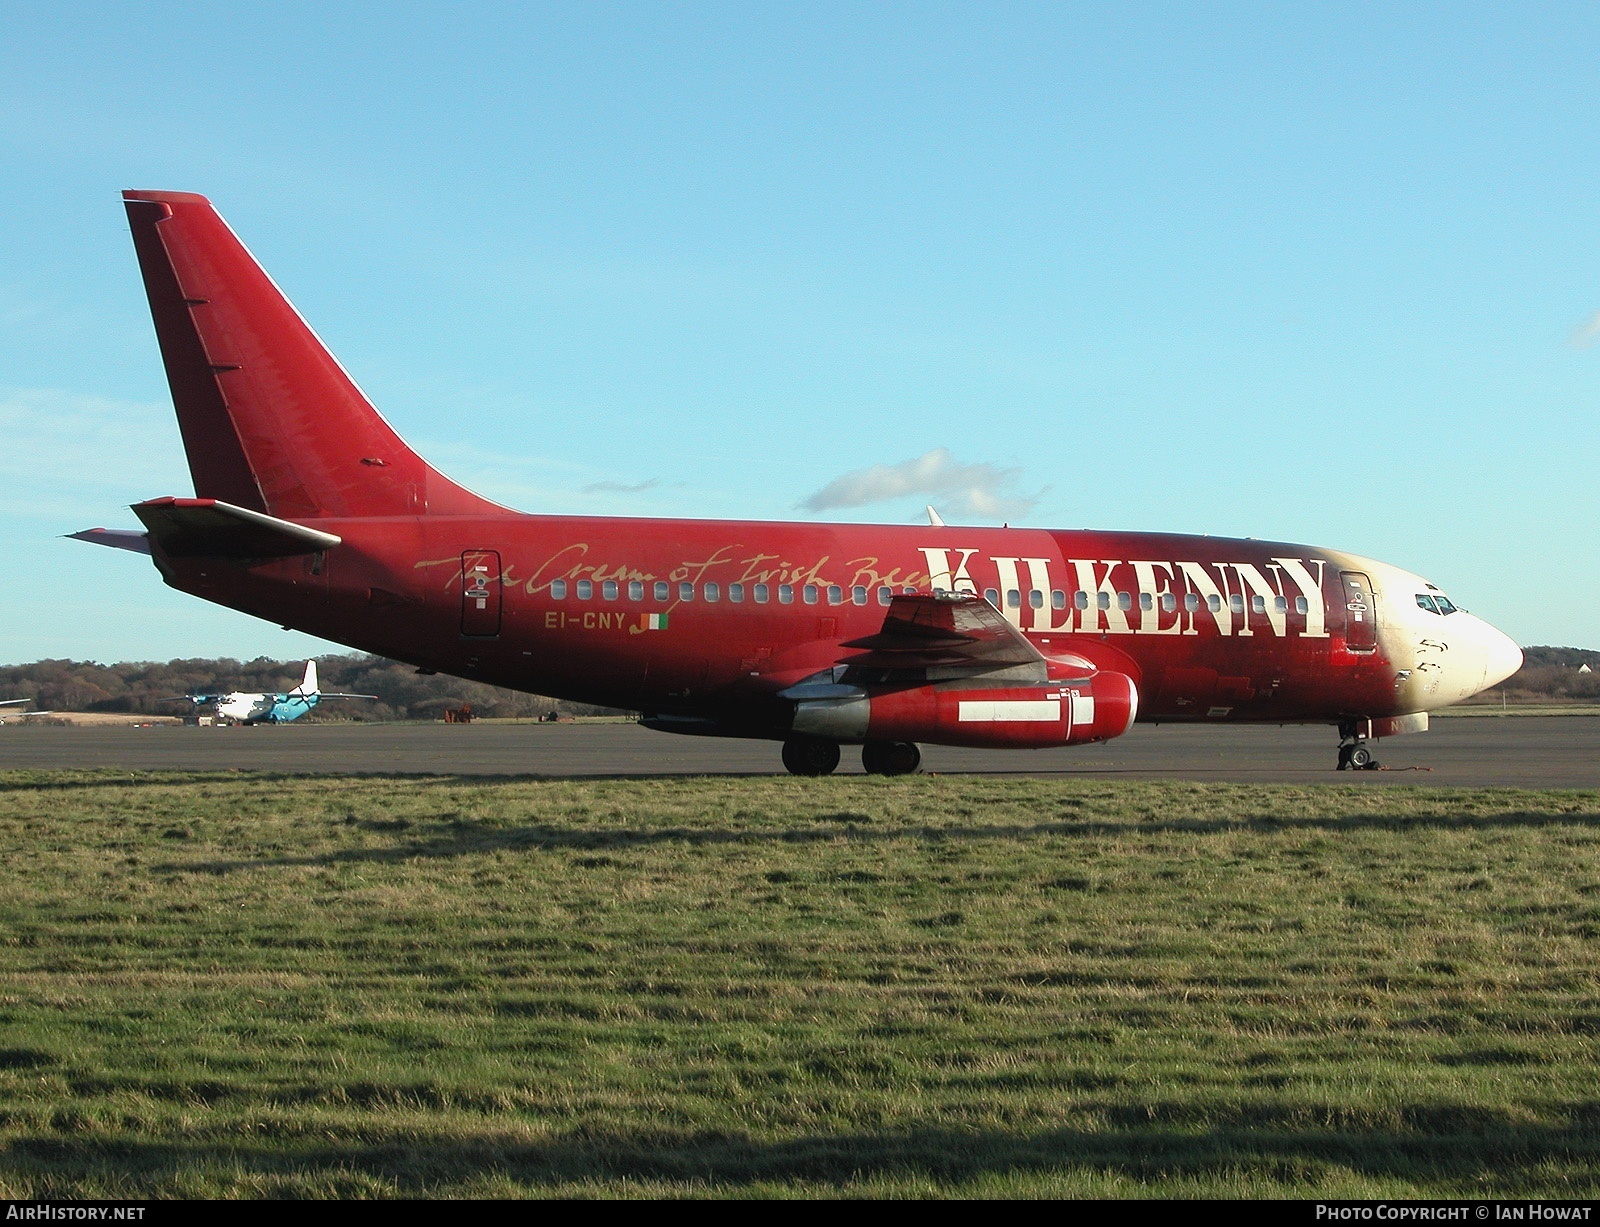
[
  {"xmin": 75, "ymin": 191, "xmax": 1522, "ymax": 773},
  {"xmin": 162, "ymin": 660, "xmax": 374, "ymax": 725}
]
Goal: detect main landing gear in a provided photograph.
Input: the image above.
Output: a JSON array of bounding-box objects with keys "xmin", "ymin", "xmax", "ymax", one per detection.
[
  {"xmin": 861, "ymin": 740, "xmax": 921, "ymax": 776},
  {"xmin": 781, "ymin": 736, "xmax": 841, "ymax": 776},
  {"xmin": 1336, "ymin": 720, "xmax": 1380, "ymax": 771},
  {"xmin": 779, "ymin": 737, "xmax": 922, "ymax": 776}
]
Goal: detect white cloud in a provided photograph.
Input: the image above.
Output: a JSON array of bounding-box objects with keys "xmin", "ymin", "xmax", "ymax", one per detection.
[
  {"xmin": 1567, "ymin": 310, "xmax": 1600, "ymax": 349},
  {"xmin": 800, "ymin": 447, "xmax": 1039, "ymax": 521}
]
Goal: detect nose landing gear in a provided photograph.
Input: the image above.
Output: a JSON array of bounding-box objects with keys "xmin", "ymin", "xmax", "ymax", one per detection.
[{"xmin": 1336, "ymin": 720, "xmax": 1380, "ymax": 771}]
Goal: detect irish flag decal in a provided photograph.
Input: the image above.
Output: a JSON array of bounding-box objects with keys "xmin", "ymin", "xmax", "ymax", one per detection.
[{"xmin": 636, "ymin": 612, "xmax": 669, "ymax": 632}]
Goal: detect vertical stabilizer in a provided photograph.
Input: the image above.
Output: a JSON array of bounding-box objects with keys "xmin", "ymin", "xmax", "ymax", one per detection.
[
  {"xmin": 122, "ymin": 191, "xmax": 508, "ymax": 520},
  {"xmin": 296, "ymin": 660, "xmax": 319, "ymax": 697}
]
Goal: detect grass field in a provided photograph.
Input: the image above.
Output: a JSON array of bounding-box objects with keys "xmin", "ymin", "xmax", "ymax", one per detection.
[{"xmin": 1, "ymin": 771, "xmax": 1598, "ymax": 1199}]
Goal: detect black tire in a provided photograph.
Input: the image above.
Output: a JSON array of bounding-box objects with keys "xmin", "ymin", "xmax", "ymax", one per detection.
[
  {"xmin": 862, "ymin": 741, "xmax": 920, "ymax": 775},
  {"xmin": 861, "ymin": 741, "xmax": 887, "ymax": 775},
  {"xmin": 782, "ymin": 737, "xmax": 840, "ymax": 776},
  {"xmin": 1348, "ymin": 744, "xmax": 1374, "ymax": 770},
  {"xmin": 881, "ymin": 741, "xmax": 921, "ymax": 776}
]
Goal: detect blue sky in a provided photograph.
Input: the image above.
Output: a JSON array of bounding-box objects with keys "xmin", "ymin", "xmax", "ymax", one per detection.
[{"xmin": 2, "ymin": 1, "xmax": 1595, "ymax": 662}]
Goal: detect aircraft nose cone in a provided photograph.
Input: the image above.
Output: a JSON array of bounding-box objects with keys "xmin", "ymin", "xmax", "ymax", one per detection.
[{"xmin": 1484, "ymin": 626, "xmax": 1523, "ymax": 691}]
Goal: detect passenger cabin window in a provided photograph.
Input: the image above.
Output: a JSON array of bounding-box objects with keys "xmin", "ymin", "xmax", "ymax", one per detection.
[
  {"xmin": 877, "ymin": 586, "xmax": 893, "ymax": 605},
  {"xmin": 803, "ymin": 584, "xmax": 819, "ymax": 604},
  {"xmin": 1251, "ymin": 594, "xmax": 1265, "ymax": 614},
  {"xmin": 729, "ymin": 583, "xmax": 744, "ymax": 603},
  {"xmin": 679, "ymin": 582, "xmax": 694, "ymax": 602},
  {"xmin": 1139, "ymin": 593, "xmax": 1153, "ymax": 612},
  {"xmin": 576, "ymin": 580, "xmax": 593, "ymax": 600},
  {"xmin": 779, "ymin": 584, "xmax": 794, "ymax": 604},
  {"xmin": 984, "ymin": 588, "xmax": 1000, "ymax": 606},
  {"xmin": 1161, "ymin": 593, "xmax": 1177, "ymax": 613},
  {"xmin": 704, "ymin": 583, "xmax": 720, "ymax": 602},
  {"xmin": 602, "ymin": 580, "xmax": 618, "ymax": 600},
  {"xmin": 824, "ymin": 585, "xmax": 841, "ymax": 605},
  {"xmin": 1117, "ymin": 591, "xmax": 1132, "ymax": 611},
  {"xmin": 851, "ymin": 585, "xmax": 867, "ymax": 605},
  {"xmin": 1229, "ymin": 593, "xmax": 1245, "ymax": 613},
  {"xmin": 1074, "ymin": 590, "xmax": 1089, "ymax": 610},
  {"xmin": 1274, "ymin": 596, "xmax": 1288, "ymax": 612},
  {"xmin": 1097, "ymin": 592, "xmax": 1111, "ymax": 611},
  {"xmin": 1207, "ymin": 594, "xmax": 1222, "ymax": 613},
  {"xmin": 1186, "ymin": 593, "xmax": 1201, "ymax": 612},
  {"xmin": 654, "ymin": 581, "xmax": 669, "ymax": 602},
  {"xmin": 1006, "ymin": 589, "xmax": 1021, "ymax": 609},
  {"xmin": 1029, "ymin": 589, "xmax": 1044, "ymax": 609},
  {"xmin": 754, "ymin": 583, "xmax": 769, "ymax": 603},
  {"xmin": 1295, "ymin": 596, "xmax": 1309, "ymax": 615},
  {"xmin": 550, "ymin": 580, "xmax": 567, "ymax": 599},
  {"xmin": 1052, "ymin": 590, "xmax": 1067, "ymax": 610}
]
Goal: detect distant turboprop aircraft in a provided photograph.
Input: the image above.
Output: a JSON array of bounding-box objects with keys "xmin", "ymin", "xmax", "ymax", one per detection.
[
  {"xmin": 0, "ymin": 698, "xmax": 53, "ymax": 724},
  {"xmin": 76, "ymin": 190, "xmax": 1523, "ymax": 772},
  {"xmin": 164, "ymin": 661, "xmax": 375, "ymax": 725}
]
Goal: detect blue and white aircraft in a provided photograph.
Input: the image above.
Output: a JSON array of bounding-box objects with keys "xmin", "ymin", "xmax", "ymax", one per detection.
[
  {"xmin": 0, "ymin": 698, "xmax": 53, "ymax": 724},
  {"xmin": 167, "ymin": 661, "xmax": 375, "ymax": 725}
]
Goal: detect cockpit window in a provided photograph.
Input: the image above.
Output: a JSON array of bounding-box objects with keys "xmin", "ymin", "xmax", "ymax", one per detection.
[
  {"xmin": 1434, "ymin": 594, "xmax": 1457, "ymax": 614},
  {"xmin": 1416, "ymin": 592, "xmax": 1459, "ymax": 616},
  {"xmin": 1416, "ymin": 594, "xmax": 1440, "ymax": 615}
]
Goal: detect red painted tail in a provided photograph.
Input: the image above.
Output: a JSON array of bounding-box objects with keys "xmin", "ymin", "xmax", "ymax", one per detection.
[{"xmin": 122, "ymin": 190, "xmax": 507, "ymax": 520}]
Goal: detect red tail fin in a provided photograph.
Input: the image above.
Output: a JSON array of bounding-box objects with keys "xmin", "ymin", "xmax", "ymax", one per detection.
[{"xmin": 122, "ymin": 190, "xmax": 507, "ymax": 520}]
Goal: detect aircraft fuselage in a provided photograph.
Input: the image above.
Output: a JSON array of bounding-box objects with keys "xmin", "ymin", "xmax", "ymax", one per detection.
[{"xmin": 148, "ymin": 514, "xmax": 1518, "ymax": 742}]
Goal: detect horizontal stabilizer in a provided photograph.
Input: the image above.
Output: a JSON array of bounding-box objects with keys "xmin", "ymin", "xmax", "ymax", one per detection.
[
  {"xmin": 131, "ymin": 497, "xmax": 342, "ymax": 558},
  {"xmin": 66, "ymin": 528, "xmax": 152, "ymax": 555}
]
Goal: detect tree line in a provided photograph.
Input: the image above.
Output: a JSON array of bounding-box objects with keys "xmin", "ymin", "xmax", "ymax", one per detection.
[{"xmin": 0, "ymin": 656, "xmax": 622, "ymax": 721}]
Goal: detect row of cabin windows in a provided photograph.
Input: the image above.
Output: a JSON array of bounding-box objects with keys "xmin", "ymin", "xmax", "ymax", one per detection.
[
  {"xmin": 547, "ymin": 579, "xmax": 919, "ymax": 605},
  {"xmin": 545, "ymin": 580, "xmax": 1310, "ymax": 617}
]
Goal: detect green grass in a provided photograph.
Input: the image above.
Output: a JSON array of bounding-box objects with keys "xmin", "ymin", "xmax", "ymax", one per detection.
[{"xmin": 1, "ymin": 771, "xmax": 1599, "ymax": 1198}]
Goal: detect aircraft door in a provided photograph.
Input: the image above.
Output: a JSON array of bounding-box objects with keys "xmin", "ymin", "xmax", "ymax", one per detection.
[
  {"xmin": 460, "ymin": 550, "xmax": 502, "ymax": 637},
  {"xmin": 1340, "ymin": 571, "xmax": 1377, "ymax": 653}
]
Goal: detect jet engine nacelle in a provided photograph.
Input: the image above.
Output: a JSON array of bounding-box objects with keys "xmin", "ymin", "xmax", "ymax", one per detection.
[{"xmin": 790, "ymin": 671, "xmax": 1138, "ymax": 749}]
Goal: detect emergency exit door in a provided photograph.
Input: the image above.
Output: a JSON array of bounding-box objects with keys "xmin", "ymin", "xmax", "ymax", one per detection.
[
  {"xmin": 460, "ymin": 550, "xmax": 502, "ymax": 637},
  {"xmin": 1340, "ymin": 570, "xmax": 1377, "ymax": 652}
]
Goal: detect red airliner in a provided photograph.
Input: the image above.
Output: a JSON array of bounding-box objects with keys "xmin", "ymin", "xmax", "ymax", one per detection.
[{"xmin": 75, "ymin": 191, "xmax": 1522, "ymax": 774}]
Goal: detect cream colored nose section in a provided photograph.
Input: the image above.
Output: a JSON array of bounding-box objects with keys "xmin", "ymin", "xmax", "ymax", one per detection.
[
  {"xmin": 1483, "ymin": 626, "xmax": 1523, "ymax": 691},
  {"xmin": 1448, "ymin": 613, "xmax": 1522, "ymax": 701}
]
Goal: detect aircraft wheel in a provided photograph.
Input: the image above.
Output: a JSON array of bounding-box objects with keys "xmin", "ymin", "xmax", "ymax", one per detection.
[
  {"xmin": 861, "ymin": 742, "xmax": 885, "ymax": 774},
  {"xmin": 1348, "ymin": 744, "xmax": 1375, "ymax": 770},
  {"xmin": 782, "ymin": 737, "xmax": 840, "ymax": 777},
  {"xmin": 862, "ymin": 741, "xmax": 920, "ymax": 776}
]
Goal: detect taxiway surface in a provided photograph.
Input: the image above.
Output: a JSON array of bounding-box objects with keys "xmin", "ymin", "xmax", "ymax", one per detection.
[{"xmin": 0, "ymin": 716, "xmax": 1595, "ymax": 788}]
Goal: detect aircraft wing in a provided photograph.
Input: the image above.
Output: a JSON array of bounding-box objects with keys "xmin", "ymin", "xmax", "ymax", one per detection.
[
  {"xmin": 317, "ymin": 693, "xmax": 379, "ymax": 700},
  {"xmin": 838, "ymin": 592, "xmax": 1047, "ymax": 673}
]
